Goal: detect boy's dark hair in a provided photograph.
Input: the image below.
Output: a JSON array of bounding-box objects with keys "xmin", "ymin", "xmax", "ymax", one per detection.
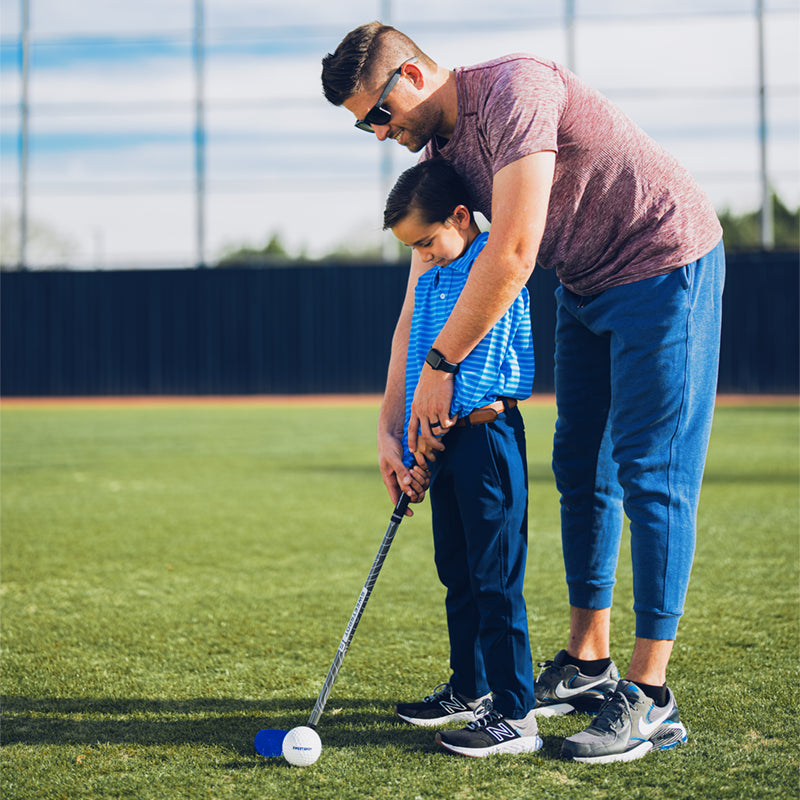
[
  {"xmin": 383, "ymin": 159, "xmax": 475, "ymax": 231},
  {"xmin": 321, "ymin": 22, "xmax": 432, "ymax": 106}
]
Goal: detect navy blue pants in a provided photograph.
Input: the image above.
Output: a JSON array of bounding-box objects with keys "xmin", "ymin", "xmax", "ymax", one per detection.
[
  {"xmin": 553, "ymin": 240, "xmax": 726, "ymax": 640},
  {"xmin": 429, "ymin": 404, "xmax": 536, "ymax": 719}
]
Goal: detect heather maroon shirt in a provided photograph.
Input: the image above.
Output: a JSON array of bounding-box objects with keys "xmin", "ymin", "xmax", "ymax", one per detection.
[{"xmin": 423, "ymin": 54, "xmax": 722, "ymax": 296}]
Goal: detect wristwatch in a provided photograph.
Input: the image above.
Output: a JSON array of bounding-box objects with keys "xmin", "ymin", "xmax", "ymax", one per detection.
[{"xmin": 425, "ymin": 347, "xmax": 460, "ymax": 374}]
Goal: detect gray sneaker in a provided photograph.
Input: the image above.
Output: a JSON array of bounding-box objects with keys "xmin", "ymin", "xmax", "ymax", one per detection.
[
  {"xmin": 533, "ymin": 650, "xmax": 619, "ymax": 716},
  {"xmin": 561, "ymin": 679, "xmax": 688, "ymax": 763}
]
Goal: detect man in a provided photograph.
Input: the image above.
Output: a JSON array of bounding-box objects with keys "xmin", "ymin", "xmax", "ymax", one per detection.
[{"xmin": 321, "ymin": 22, "xmax": 725, "ymax": 763}]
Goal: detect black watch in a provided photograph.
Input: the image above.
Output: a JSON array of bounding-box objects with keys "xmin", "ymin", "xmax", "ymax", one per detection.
[{"xmin": 425, "ymin": 348, "xmax": 460, "ymax": 374}]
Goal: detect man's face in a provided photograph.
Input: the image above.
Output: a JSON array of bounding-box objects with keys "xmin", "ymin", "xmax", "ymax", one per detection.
[{"xmin": 342, "ymin": 70, "xmax": 441, "ymax": 153}]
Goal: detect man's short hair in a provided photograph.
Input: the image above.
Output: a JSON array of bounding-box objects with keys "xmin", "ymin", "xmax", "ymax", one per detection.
[{"xmin": 321, "ymin": 22, "xmax": 432, "ymax": 106}]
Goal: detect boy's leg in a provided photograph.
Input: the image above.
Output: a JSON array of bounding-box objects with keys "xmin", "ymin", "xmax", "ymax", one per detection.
[
  {"xmin": 429, "ymin": 458, "xmax": 489, "ymax": 702},
  {"xmin": 439, "ymin": 406, "xmax": 535, "ymax": 720}
]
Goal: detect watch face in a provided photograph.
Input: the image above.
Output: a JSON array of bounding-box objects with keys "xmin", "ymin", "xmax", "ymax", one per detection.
[{"xmin": 426, "ymin": 349, "xmax": 457, "ymax": 373}]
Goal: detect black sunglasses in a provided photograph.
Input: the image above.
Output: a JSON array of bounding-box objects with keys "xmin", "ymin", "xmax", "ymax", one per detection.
[{"xmin": 354, "ymin": 57, "xmax": 418, "ymax": 133}]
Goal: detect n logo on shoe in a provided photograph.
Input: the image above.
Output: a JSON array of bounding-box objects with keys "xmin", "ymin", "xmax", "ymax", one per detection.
[
  {"xmin": 485, "ymin": 722, "xmax": 517, "ymax": 743},
  {"xmin": 438, "ymin": 697, "xmax": 468, "ymax": 715}
]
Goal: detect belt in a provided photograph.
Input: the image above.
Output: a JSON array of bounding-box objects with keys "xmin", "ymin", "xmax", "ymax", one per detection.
[{"xmin": 454, "ymin": 398, "xmax": 518, "ymax": 427}]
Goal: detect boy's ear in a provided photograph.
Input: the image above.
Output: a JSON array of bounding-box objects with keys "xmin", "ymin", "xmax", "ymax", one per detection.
[{"xmin": 452, "ymin": 205, "xmax": 472, "ymax": 229}]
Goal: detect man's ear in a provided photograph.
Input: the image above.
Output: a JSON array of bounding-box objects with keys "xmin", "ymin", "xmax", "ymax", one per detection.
[{"xmin": 402, "ymin": 60, "xmax": 425, "ymax": 89}]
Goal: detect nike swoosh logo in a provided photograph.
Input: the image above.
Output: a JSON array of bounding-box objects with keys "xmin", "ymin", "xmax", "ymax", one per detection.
[
  {"xmin": 638, "ymin": 705, "xmax": 675, "ymax": 737},
  {"xmin": 553, "ymin": 678, "xmax": 608, "ymax": 699}
]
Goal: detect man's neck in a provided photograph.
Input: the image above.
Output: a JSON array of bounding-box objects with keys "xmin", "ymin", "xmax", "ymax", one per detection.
[{"xmin": 434, "ymin": 69, "xmax": 459, "ymax": 140}]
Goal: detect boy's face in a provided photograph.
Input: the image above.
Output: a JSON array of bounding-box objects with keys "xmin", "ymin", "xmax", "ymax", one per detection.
[{"xmin": 391, "ymin": 207, "xmax": 473, "ymax": 268}]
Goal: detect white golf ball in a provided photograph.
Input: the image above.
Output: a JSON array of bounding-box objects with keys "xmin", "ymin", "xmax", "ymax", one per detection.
[{"xmin": 282, "ymin": 726, "xmax": 322, "ymax": 767}]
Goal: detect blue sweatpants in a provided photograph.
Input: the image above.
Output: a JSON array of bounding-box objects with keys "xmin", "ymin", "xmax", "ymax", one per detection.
[
  {"xmin": 552, "ymin": 240, "xmax": 725, "ymax": 641},
  {"xmin": 429, "ymin": 404, "xmax": 536, "ymax": 719}
]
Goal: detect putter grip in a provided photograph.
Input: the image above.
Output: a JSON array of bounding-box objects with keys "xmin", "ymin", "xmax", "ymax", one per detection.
[{"xmin": 392, "ymin": 491, "xmax": 411, "ymax": 521}]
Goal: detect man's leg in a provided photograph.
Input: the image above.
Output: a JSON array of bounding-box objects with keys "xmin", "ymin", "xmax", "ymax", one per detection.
[
  {"xmin": 627, "ymin": 637, "xmax": 674, "ymax": 686},
  {"xmin": 561, "ymin": 242, "xmax": 725, "ymax": 762},
  {"xmin": 534, "ymin": 292, "xmax": 624, "ymax": 716},
  {"xmin": 606, "ymin": 243, "xmax": 725, "ymax": 644},
  {"xmin": 552, "ymin": 287, "xmax": 624, "ymax": 622},
  {"xmin": 569, "ymin": 606, "xmax": 673, "ymax": 684},
  {"xmin": 568, "ymin": 606, "xmax": 610, "ymax": 661}
]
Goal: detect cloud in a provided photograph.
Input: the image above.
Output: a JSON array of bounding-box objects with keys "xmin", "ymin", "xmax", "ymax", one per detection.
[{"xmin": 0, "ymin": 0, "xmax": 797, "ymax": 267}]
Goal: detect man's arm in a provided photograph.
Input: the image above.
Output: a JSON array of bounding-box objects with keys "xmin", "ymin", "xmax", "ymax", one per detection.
[
  {"xmin": 408, "ymin": 151, "xmax": 556, "ymax": 451},
  {"xmin": 377, "ymin": 249, "xmax": 441, "ymax": 513}
]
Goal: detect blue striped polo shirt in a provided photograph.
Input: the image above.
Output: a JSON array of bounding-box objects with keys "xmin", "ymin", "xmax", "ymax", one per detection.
[{"xmin": 403, "ymin": 231, "xmax": 535, "ymax": 463}]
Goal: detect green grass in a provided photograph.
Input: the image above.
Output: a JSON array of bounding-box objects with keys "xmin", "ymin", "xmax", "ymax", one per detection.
[{"xmin": 1, "ymin": 399, "xmax": 798, "ymax": 799}]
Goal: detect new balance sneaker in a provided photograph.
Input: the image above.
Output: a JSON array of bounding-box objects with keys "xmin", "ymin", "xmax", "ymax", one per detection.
[
  {"xmin": 561, "ymin": 679, "xmax": 688, "ymax": 764},
  {"xmin": 435, "ymin": 700, "xmax": 543, "ymax": 758},
  {"xmin": 533, "ymin": 649, "xmax": 619, "ymax": 716},
  {"xmin": 395, "ymin": 683, "xmax": 491, "ymax": 727}
]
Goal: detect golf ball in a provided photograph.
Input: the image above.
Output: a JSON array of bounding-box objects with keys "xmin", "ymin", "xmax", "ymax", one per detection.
[{"xmin": 282, "ymin": 726, "xmax": 322, "ymax": 767}]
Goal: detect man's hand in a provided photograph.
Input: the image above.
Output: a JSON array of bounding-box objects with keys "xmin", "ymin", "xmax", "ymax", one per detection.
[
  {"xmin": 377, "ymin": 429, "xmax": 430, "ymax": 515},
  {"xmin": 408, "ymin": 365, "xmax": 456, "ymax": 456}
]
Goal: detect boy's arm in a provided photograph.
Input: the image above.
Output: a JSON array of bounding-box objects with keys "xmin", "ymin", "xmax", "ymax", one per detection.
[
  {"xmin": 377, "ymin": 249, "xmax": 440, "ymax": 513},
  {"xmin": 408, "ymin": 151, "xmax": 555, "ymax": 453}
]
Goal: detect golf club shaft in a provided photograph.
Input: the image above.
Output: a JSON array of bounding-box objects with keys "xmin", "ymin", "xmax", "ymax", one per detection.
[{"xmin": 307, "ymin": 492, "xmax": 410, "ymax": 729}]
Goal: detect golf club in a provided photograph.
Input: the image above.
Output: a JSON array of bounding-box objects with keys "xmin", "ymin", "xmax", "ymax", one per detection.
[{"xmin": 254, "ymin": 491, "xmax": 411, "ymax": 757}]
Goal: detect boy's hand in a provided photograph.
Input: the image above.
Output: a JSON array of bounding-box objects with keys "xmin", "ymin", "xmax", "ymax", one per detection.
[
  {"xmin": 377, "ymin": 430, "xmax": 429, "ymax": 515},
  {"xmin": 412, "ymin": 434, "xmax": 447, "ymax": 465}
]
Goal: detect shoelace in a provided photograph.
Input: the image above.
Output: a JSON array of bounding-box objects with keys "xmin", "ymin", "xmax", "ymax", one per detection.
[
  {"xmin": 465, "ymin": 698, "xmax": 498, "ymax": 730},
  {"xmin": 536, "ymin": 659, "xmax": 554, "ymax": 677},
  {"xmin": 589, "ymin": 689, "xmax": 631, "ymax": 734},
  {"xmin": 535, "ymin": 659, "xmax": 558, "ymax": 683},
  {"xmin": 423, "ymin": 682, "xmax": 453, "ymax": 703}
]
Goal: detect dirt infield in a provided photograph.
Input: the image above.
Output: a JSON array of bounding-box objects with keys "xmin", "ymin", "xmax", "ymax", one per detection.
[
  {"xmin": 0, "ymin": 394, "xmax": 797, "ymax": 409},
  {"xmin": 0, "ymin": 394, "xmax": 387, "ymax": 408}
]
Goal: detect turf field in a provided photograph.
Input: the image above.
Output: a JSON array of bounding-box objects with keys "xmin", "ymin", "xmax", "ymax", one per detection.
[{"xmin": 1, "ymin": 398, "xmax": 797, "ymax": 799}]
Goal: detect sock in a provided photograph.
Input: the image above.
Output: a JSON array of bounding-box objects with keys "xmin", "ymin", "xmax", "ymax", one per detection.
[
  {"xmin": 563, "ymin": 653, "xmax": 612, "ymax": 677},
  {"xmin": 632, "ymin": 681, "xmax": 668, "ymax": 706}
]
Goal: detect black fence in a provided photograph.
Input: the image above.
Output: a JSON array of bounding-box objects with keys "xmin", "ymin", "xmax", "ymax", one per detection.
[{"xmin": 1, "ymin": 252, "xmax": 797, "ymax": 396}]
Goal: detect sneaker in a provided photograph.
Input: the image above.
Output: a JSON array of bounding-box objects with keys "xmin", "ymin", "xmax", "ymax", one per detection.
[
  {"xmin": 436, "ymin": 700, "xmax": 543, "ymax": 758},
  {"xmin": 561, "ymin": 679, "xmax": 688, "ymax": 764},
  {"xmin": 395, "ymin": 683, "xmax": 491, "ymax": 727},
  {"xmin": 533, "ymin": 649, "xmax": 619, "ymax": 716}
]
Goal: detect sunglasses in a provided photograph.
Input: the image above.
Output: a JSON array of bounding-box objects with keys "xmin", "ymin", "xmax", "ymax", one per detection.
[{"xmin": 354, "ymin": 57, "xmax": 418, "ymax": 133}]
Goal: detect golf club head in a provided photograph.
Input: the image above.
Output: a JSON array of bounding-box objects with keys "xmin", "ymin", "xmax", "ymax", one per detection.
[{"xmin": 254, "ymin": 727, "xmax": 288, "ymax": 757}]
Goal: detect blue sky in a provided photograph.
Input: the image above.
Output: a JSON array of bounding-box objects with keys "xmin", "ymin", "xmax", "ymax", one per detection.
[{"xmin": 0, "ymin": 0, "xmax": 798, "ymax": 267}]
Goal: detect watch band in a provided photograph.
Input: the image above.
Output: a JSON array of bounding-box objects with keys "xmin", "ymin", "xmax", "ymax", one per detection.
[{"xmin": 425, "ymin": 347, "xmax": 460, "ymax": 374}]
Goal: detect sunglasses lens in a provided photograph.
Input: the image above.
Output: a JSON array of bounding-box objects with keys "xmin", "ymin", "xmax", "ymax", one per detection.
[
  {"xmin": 355, "ymin": 106, "xmax": 391, "ymax": 132},
  {"xmin": 366, "ymin": 107, "xmax": 391, "ymax": 127}
]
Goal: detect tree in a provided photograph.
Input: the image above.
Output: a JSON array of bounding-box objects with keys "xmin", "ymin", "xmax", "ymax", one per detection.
[
  {"xmin": 216, "ymin": 232, "xmax": 297, "ymax": 267},
  {"xmin": 717, "ymin": 194, "xmax": 799, "ymax": 252},
  {"xmin": 0, "ymin": 209, "xmax": 78, "ymax": 270}
]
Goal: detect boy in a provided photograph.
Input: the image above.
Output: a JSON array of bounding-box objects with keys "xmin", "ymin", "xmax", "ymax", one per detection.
[{"xmin": 385, "ymin": 159, "xmax": 539, "ymax": 757}]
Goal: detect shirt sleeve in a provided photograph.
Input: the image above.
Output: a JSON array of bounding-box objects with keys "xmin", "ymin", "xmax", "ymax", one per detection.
[{"xmin": 480, "ymin": 57, "xmax": 564, "ymax": 175}]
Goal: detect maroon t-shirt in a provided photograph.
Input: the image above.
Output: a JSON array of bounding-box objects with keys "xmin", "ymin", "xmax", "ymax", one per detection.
[{"xmin": 423, "ymin": 54, "xmax": 722, "ymax": 295}]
